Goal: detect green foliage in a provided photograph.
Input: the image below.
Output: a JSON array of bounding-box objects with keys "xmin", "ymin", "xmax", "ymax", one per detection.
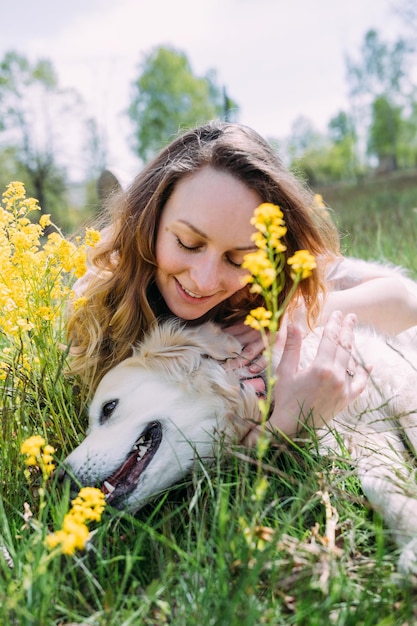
[
  {"xmin": 344, "ymin": 29, "xmax": 415, "ymax": 173},
  {"xmin": 292, "ymin": 135, "xmax": 360, "ymax": 185},
  {"xmin": 0, "ymin": 51, "xmax": 96, "ymax": 229},
  {"xmin": 367, "ymin": 95, "xmax": 403, "ymax": 166},
  {"xmin": 128, "ymin": 45, "xmax": 237, "ymax": 162},
  {"xmin": 288, "ymin": 28, "xmax": 417, "ymax": 182}
]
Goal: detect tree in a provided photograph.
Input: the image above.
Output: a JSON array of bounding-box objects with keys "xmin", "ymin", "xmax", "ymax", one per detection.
[
  {"xmin": 128, "ymin": 46, "xmax": 238, "ymax": 162},
  {"xmin": 367, "ymin": 95, "xmax": 403, "ymax": 170},
  {"xmin": 327, "ymin": 111, "xmax": 359, "ymax": 179},
  {"xmin": 0, "ymin": 51, "xmax": 92, "ymax": 229},
  {"xmin": 345, "ymin": 30, "xmax": 413, "ymax": 171}
]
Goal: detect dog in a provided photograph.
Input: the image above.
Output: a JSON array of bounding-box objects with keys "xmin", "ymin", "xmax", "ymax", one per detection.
[{"xmin": 64, "ymin": 258, "xmax": 417, "ymax": 573}]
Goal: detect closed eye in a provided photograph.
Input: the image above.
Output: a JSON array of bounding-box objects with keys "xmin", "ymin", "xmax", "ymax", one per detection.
[
  {"xmin": 176, "ymin": 237, "xmax": 201, "ymax": 252},
  {"xmin": 100, "ymin": 399, "xmax": 119, "ymax": 424},
  {"xmin": 176, "ymin": 237, "xmax": 242, "ymax": 268}
]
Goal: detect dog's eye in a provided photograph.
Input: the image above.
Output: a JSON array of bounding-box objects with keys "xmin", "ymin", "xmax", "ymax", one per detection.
[{"xmin": 100, "ymin": 399, "xmax": 119, "ymax": 424}]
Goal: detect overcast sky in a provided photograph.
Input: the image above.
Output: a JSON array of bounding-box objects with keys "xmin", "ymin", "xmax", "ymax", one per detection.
[{"xmin": 2, "ymin": 0, "xmax": 413, "ymax": 177}]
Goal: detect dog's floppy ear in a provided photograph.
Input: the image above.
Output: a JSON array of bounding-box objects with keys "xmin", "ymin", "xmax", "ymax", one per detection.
[
  {"xmin": 136, "ymin": 321, "xmax": 242, "ymax": 363},
  {"xmin": 185, "ymin": 322, "xmax": 242, "ymax": 361}
]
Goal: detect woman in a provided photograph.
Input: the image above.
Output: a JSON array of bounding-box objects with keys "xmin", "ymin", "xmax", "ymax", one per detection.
[{"xmin": 68, "ymin": 121, "xmax": 417, "ymax": 439}]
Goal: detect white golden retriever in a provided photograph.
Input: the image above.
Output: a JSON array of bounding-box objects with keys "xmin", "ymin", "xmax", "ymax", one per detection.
[{"xmin": 65, "ymin": 259, "xmax": 417, "ymax": 573}]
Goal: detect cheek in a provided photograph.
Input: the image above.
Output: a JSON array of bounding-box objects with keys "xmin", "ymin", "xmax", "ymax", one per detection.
[
  {"xmin": 155, "ymin": 235, "xmax": 181, "ymax": 274},
  {"xmin": 225, "ymin": 272, "xmax": 247, "ymax": 296},
  {"xmin": 155, "ymin": 233, "xmax": 170, "ymax": 268}
]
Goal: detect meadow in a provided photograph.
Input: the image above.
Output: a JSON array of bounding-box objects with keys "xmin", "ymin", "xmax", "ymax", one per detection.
[{"xmin": 1, "ymin": 173, "xmax": 417, "ymax": 626}]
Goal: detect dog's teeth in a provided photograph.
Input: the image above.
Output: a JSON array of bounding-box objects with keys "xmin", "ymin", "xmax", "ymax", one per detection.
[
  {"xmin": 136, "ymin": 444, "xmax": 150, "ymax": 461},
  {"xmin": 103, "ymin": 481, "xmax": 115, "ymax": 494},
  {"xmin": 133, "ymin": 436, "xmax": 146, "ymax": 451}
]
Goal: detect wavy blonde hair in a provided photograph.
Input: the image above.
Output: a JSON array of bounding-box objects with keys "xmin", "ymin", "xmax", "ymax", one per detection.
[{"xmin": 67, "ymin": 121, "xmax": 340, "ymax": 394}]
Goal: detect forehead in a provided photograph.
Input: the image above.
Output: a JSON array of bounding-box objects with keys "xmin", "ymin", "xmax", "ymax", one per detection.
[{"xmin": 162, "ymin": 166, "xmax": 261, "ymax": 236}]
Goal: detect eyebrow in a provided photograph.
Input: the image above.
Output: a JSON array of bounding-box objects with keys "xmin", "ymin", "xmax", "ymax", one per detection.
[{"xmin": 177, "ymin": 219, "xmax": 257, "ymax": 251}]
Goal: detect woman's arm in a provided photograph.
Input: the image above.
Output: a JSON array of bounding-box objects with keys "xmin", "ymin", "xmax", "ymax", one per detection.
[{"xmin": 320, "ymin": 277, "xmax": 417, "ymax": 335}]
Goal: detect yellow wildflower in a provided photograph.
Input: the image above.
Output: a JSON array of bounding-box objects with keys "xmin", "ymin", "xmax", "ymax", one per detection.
[
  {"xmin": 45, "ymin": 518, "xmax": 90, "ymax": 556},
  {"xmin": 45, "ymin": 487, "xmax": 106, "ymax": 555},
  {"xmin": 287, "ymin": 249, "xmax": 317, "ymax": 280},
  {"xmin": 39, "ymin": 214, "xmax": 52, "ymax": 228},
  {"xmin": 72, "ymin": 296, "xmax": 87, "ymax": 311},
  {"xmin": 84, "ymin": 228, "xmax": 101, "ymax": 248},
  {"xmin": 70, "ymin": 487, "xmax": 106, "ymax": 523},
  {"xmin": 250, "ymin": 202, "xmax": 285, "ymax": 230},
  {"xmin": 244, "ymin": 307, "xmax": 272, "ymax": 331},
  {"xmin": 20, "ymin": 435, "xmax": 46, "ymax": 458},
  {"xmin": 20, "ymin": 435, "xmax": 56, "ymax": 476},
  {"xmin": 242, "ymin": 250, "xmax": 276, "ymax": 290}
]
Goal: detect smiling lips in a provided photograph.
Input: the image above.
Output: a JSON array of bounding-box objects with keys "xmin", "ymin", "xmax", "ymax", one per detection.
[{"xmin": 176, "ymin": 279, "xmax": 215, "ymax": 302}]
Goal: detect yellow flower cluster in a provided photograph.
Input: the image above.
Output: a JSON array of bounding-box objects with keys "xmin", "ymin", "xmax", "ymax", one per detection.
[
  {"xmin": 242, "ymin": 249, "xmax": 276, "ymax": 292},
  {"xmin": 241, "ymin": 203, "xmax": 287, "ymax": 294},
  {"xmin": 0, "ymin": 182, "xmax": 100, "ymax": 341},
  {"xmin": 242, "ymin": 202, "xmax": 316, "ymax": 332},
  {"xmin": 244, "ymin": 307, "xmax": 272, "ymax": 333},
  {"xmin": 249, "ymin": 202, "xmax": 287, "ymax": 251},
  {"xmin": 287, "ymin": 249, "xmax": 317, "ymax": 280},
  {"xmin": 20, "ymin": 435, "xmax": 56, "ymax": 477},
  {"xmin": 45, "ymin": 487, "xmax": 106, "ymax": 555}
]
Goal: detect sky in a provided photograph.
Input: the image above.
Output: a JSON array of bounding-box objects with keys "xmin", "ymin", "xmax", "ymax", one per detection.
[{"xmin": 2, "ymin": 0, "xmax": 413, "ymax": 178}]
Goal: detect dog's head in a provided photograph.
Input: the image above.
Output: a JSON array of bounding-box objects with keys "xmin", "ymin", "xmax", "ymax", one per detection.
[{"xmin": 64, "ymin": 321, "xmax": 259, "ymax": 511}]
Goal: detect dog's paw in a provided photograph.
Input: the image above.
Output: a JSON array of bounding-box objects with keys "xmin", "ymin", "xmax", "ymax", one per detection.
[{"xmin": 398, "ymin": 538, "xmax": 417, "ymax": 575}]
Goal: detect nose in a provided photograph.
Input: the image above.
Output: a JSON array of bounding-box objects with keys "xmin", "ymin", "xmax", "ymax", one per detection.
[{"xmin": 189, "ymin": 255, "xmax": 222, "ymax": 294}]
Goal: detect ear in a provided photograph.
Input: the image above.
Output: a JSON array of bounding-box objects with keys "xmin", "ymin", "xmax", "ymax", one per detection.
[
  {"xmin": 185, "ymin": 322, "xmax": 243, "ymax": 361},
  {"xmin": 135, "ymin": 321, "xmax": 242, "ymax": 363}
]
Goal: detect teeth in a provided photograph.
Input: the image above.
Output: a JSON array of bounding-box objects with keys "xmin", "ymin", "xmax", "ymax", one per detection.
[
  {"xmin": 136, "ymin": 444, "xmax": 149, "ymax": 461},
  {"xmin": 182, "ymin": 285, "xmax": 203, "ymax": 299},
  {"xmin": 132, "ymin": 436, "xmax": 145, "ymax": 451},
  {"xmin": 104, "ymin": 481, "xmax": 115, "ymax": 493}
]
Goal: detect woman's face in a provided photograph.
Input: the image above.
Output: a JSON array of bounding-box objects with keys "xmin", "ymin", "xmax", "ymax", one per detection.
[{"xmin": 155, "ymin": 166, "xmax": 262, "ymax": 320}]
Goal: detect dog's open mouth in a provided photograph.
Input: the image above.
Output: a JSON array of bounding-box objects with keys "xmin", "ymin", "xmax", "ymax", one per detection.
[{"xmin": 101, "ymin": 421, "xmax": 162, "ymax": 505}]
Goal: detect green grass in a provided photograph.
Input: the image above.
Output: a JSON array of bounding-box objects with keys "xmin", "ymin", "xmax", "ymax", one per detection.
[
  {"xmin": 2, "ymin": 173, "xmax": 417, "ymax": 625},
  {"xmin": 316, "ymin": 169, "xmax": 417, "ymax": 272}
]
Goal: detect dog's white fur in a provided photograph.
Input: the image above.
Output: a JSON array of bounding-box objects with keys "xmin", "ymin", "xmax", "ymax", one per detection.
[{"xmin": 65, "ymin": 258, "xmax": 417, "ymax": 573}]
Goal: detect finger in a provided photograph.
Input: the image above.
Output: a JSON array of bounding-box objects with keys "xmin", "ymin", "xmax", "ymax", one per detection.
[
  {"xmin": 346, "ymin": 362, "xmax": 373, "ymax": 398},
  {"xmin": 335, "ymin": 313, "xmax": 356, "ymax": 362},
  {"xmin": 247, "ymin": 354, "xmax": 267, "ymax": 374},
  {"xmin": 276, "ymin": 324, "xmax": 302, "ymax": 377},
  {"xmin": 315, "ymin": 311, "xmax": 352, "ymax": 364},
  {"xmin": 239, "ymin": 338, "xmax": 267, "ymax": 364}
]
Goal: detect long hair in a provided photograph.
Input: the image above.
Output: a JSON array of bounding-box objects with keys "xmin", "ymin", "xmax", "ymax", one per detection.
[{"xmin": 67, "ymin": 121, "xmax": 340, "ymax": 393}]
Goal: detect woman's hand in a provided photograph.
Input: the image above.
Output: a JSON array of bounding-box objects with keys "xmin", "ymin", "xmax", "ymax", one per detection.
[
  {"xmin": 243, "ymin": 311, "xmax": 371, "ymax": 446},
  {"xmin": 223, "ymin": 321, "xmax": 269, "ymax": 374}
]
